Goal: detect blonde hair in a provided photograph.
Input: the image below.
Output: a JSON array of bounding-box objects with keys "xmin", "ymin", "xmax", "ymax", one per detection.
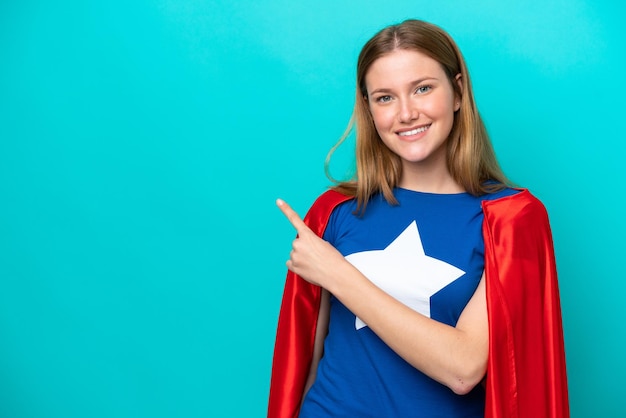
[{"xmin": 326, "ymin": 19, "xmax": 509, "ymax": 213}]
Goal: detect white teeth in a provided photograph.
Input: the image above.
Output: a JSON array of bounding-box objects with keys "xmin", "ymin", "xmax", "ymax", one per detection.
[{"xmin": 399, "ymin": 126, "xmax": 429, "ymax": 136}]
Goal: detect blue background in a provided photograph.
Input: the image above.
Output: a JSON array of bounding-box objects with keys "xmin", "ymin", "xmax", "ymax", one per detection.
[{"xmin": 1, "ymin": 1, "xmax": 624, "ymax": 417}]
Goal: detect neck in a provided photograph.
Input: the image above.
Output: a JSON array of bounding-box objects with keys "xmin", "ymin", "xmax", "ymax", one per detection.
[{"xmin": 398, "ymin": 160, "xmax": 464, "ymax": 194}]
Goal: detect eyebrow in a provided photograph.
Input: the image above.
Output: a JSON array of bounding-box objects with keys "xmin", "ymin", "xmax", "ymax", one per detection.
[{"xmin": 368, "ymin": 77, "xmax": 439, "ymax": 95}]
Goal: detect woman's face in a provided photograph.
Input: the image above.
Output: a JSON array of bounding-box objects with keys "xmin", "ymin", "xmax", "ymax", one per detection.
[{"xmin": 365, "ymin": 49, "xmax": 460, "ymax": 174}]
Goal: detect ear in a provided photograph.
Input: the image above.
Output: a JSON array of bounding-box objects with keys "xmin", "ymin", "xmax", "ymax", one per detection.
[
  {"xmin": 363, "ymin": 94, "xmax": 372, "ymax": 114},
  {"xmin": 454, "ymin": 73, "xmax": 463, "ymax": 111}
]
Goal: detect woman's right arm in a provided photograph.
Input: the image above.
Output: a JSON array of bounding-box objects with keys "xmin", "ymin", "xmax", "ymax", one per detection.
[{"xmin": 302, "ymin": 289, "xmax": 330, "ymax": 398}]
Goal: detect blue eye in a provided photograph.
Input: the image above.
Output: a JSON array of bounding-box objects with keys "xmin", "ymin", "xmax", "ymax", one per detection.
[
  {"xmin": 376, "ymin": 95, "xmax": 392, "ymax": 103},
  {"xmin": 415, "ymin": 85, "xmax": 432, "ymax": 94}
]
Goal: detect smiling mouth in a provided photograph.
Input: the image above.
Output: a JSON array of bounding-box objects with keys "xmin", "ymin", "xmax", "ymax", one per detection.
[{"xmin": 398, "ymin": 125, "xmax": 430, "ymax": 136}]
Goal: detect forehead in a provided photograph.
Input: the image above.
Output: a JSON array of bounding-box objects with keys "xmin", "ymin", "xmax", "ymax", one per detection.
[{"xmin": 365, "ymin": 49, "xmax": 446, "ymax": 88}]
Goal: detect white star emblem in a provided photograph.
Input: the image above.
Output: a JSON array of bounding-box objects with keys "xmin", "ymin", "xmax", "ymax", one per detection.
[{"xmin": 345, "ymin": 221, "xmax": 465, "ymax": 330}]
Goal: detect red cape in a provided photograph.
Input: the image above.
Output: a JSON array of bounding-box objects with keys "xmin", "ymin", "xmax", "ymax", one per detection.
[{"xmin": 268, "ymin": 189, "xmax": 569, "ymax": 418}]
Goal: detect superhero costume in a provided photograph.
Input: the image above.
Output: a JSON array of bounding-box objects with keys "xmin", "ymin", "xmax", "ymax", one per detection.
[{"xmin": 268, "ymin": 189, "xmax": 569, "ymax": 418}]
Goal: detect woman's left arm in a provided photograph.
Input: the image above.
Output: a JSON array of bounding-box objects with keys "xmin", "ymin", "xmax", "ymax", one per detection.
[{"xmin": 277, "ymin": 199, "xmax": 488, "ymax": 395}]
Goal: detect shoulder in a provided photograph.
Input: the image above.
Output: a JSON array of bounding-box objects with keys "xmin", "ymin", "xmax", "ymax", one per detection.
[
  {"xmin": 303, "ymin": 189, "xmax": 354, "ymax": 235},
  {"xmin": 309, "ymin": 190, "xmax": 353, "ymax": 213},
  {"xmin": 482, "ymin": 189, "xmax": 550, "ymax": 229}
]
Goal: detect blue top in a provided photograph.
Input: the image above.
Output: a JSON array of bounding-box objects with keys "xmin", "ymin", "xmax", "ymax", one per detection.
[{"xmin": 299, "ymin": 187, "xmax": 518, "ymax": 417}]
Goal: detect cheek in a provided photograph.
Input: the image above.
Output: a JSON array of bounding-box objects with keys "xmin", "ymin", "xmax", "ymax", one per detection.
[
  {"xmin": 424, "ymin": 97, "xmax": 454, "ymax": 118},
  {"xmin": 370, "ymin": 107, "xmax": 394, "ymax": 131}
]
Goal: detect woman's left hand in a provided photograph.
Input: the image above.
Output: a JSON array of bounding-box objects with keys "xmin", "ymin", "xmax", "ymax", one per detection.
[{"xmin": 276, "ymin": 198, "xmax": 347, "ymax": 289}]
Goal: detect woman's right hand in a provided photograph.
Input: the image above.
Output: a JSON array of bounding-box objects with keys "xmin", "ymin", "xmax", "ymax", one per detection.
[{"xmin": 276, "ymin": 198, "xmax": 349, "ymax": 291}]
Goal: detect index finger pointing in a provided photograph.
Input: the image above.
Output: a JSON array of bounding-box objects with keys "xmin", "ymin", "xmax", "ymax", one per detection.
[{"xmin": 276, "ymin": 199, "xmax": 309, "ymax": 234}]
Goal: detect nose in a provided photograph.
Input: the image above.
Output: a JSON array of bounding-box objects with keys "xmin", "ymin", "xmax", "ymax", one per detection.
[{"xmin": 398, "ymin": 99, "xmax": 418, "ymax": 123}]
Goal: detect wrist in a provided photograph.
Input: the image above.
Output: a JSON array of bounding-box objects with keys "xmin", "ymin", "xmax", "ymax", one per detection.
[{"xmin": 326, "ymin": 260, "xmax": 362, "ymax": 298}]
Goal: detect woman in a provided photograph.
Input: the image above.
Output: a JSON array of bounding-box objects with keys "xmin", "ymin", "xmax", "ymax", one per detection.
[{"xmin": 268, "ymin": 19, "xmax": 568, "ymax": 418}]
